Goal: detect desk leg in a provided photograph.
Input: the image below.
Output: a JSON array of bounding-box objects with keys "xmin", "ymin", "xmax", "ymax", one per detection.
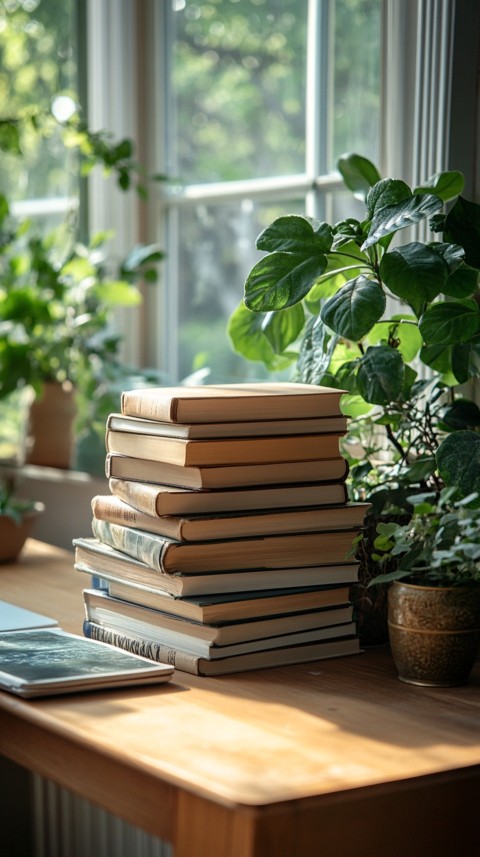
[{"xmin": 175, "ymin": 792, "xmax": 257, "ymax": 857}]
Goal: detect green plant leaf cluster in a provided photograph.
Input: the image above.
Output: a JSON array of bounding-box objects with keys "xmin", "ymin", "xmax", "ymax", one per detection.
[
  {"xmin": 371, "ymin": 487, "xmax": 480, "ymax": 586},
  {"xmin": 228, "ymin": 152, "xmax": 480, "ymax": 518}
]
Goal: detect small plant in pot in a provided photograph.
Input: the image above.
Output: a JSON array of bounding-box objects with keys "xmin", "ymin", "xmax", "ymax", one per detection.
[
  {"xmin": 0, "ymin": 473, "xmax": 44, "ymax": 563},
  {"xmin": 371, "ymin": 481, "xmax": 480, "ymax": 686}
]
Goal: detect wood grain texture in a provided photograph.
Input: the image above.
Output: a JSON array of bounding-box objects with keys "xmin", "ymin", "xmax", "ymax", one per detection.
[{"xmin": 1, "ymin": 540, "xmax": 480, "ymax": 857}]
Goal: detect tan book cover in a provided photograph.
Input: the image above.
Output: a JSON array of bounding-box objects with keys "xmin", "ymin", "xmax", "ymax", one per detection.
[
  {"xmin": 121, "ymin": 382, "xmax": 346, "ymax": 424},
  {"xmin": 108, "ymin": 477, "xmax": 349, "ymax": 517},
  {"xmin": 91, "ymin": 493, "xmax": 369, "ymax": 542}
]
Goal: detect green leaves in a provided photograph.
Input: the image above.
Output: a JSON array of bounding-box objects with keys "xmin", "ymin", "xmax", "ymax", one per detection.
[
  {"xmin": 336, "ymin": 152, "xmax": 381, "ymax": 202},
  {"xmin": 320, "ymin": 276, "xmax": 385, "ymax": 341},
  {"xmin": 414, "ymin": 170, "xmax": 464, "ymax": 202},
  {"xmin": 437, "ymin": 431, "xmax": 480, "ymax": 498},
  {"xmin": 227, "ymin": 302, "xmax": 298, "ymax": 371},
  {"xmin": 357, "ymin": 345, "xmax": 404, "ymax": 404},
  {"xmin": 380, "ymin": 242, "xmax": 449, "ymax": 307},
  {"xmin": 419, "ymin": 299, "xmax": 480, "ymax": 345},
  {"xmin": 443, "ymin": 197, "xmax": 480, "ymax": 269},
  {"xmin": 362, "ymin": 191, "xmax": 444, "ymax": 250},
  {"xmin": 244, "ymin": 216, "xmax": 332, "ymax": 312}
]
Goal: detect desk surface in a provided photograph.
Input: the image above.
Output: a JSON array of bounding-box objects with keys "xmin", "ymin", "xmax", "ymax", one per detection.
[{"xmin": 1, "ymin": 540, "xmax": 480, "ymax": 857}]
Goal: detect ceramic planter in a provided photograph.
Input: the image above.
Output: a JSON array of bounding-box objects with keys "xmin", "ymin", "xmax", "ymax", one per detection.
[
  {"xmin": 388, "ymin": 580, "xmax": 480, "ymax": 687},
  {"xmin": 26, "ymin": 381, "xmax": 77, "ymax": 469},
  {"xmin": 0, "ymin": 503, "xmax": 45, "ymax": 563}
]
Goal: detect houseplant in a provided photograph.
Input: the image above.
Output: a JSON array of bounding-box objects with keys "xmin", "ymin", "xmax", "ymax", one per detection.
[
  {"xmin": 0, "ymin": 471, "xmax": 44, "ymax": 563},
  {"xmin": 0, "ymin": 112, "xmax": 165, "ymax": 469},
  {"xmin": 228, "ymin": 153, "xmax": 480, "ymax": 642},
  {"xmin": 371, "ymin": 484, "xmax": 480, "ymax": 685}
]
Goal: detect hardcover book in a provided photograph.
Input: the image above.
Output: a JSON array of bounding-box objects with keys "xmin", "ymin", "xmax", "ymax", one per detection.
[
  {"xmin": 105, "ymin": 429, "xmax": 344, "ymax": 467},
  {"xmin": 84, "ymin": 621, "xmax": 361, "ymax": 676},
  {"xmin": 120, "ymin": 381, "xmax": 346, "ymax": 424},
  {"xmin": 82, "ymin": 590, "xmax": 357, "ymax": 659},
  {"xmin": 108, "ymin": 477, "xmax": 349, "ymax": 517},
  {"xmin": 73, "ymin": 536, "xmax": 359, "ymax": 597},
  {"xmin": 90, "ymin": 517, "xmax": 361, "ymax": 574},
  {"xmin": 85, "ymin": 576, "xmax": 352, "ymax": 623},
  {"xmin": 82, "ymin": 588, "xmax": 354, "ymax": 646},
  {"xmin": 107, "ymin": 412, "xmax": 348, "ymax": 439},
  {"xmin": 91, "ymin": 494, "xmax": 370, "ymax": 542},
  {"xmin": 105, "ymin": 453, "xmax": 349, "ymax": 489}
]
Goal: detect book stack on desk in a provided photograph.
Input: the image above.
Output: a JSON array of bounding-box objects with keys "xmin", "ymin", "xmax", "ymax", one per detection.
[{"xmin": 74, "ymin": 382, "xmax": 369, "ymax": 675}]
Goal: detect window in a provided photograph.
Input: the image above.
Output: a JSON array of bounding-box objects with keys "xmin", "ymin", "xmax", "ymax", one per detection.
[{"xmin": 159, "ymin": 0, "xmax": 382, "ymax": 382}]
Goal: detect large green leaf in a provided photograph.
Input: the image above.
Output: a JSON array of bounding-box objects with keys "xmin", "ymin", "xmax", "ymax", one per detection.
[
  {"xmin": 337, "ymin": 152, "xmax": 381, "ymax": 202},
  {"xmin": 296, "ymin": 316, "xmax": 338, "ymax": 385},
  {"xmin": 356, "ymin": 345, "xmax": 405, "ymax": 404},
  {"xmin": 320, "ymin": 275, "xmax": 385, "ymax": 341},
  {"xmin": 93, "ymin": 280, "xmax": 142, "ymax": 306},
  {"xmin": 443, "ymin": 197, "xmax": 480, "ymax": 269},
  {"xmin": 227, "ymin": 302, "xmax": 296, "ymax": 370},
  {"xmin": 380, "ymin": 242, "xmax": 448, "ymax": 304},
  {"xmin": 419, "ymin": 299, "xmax": 480, "ymax": 345},
  {"xmin": 366, "ymin": 179, "xmax": 411, "ymax": 219},
  {"xmin": 261, "ymin": 303, "xmax": 305, "ymax": 354},
  {"xmin": 413, "ymin": 170, "xmax": 464, "ymax": 202},
  {"xmin": 256, "ymin": 215, "xmax": 332, "ymax": 254},
  {"xmin": 441, "ymin": 399, "xmax": 480, "ymax": 430},
  {"xmin": 244, "ymin": 252, "xmax": 328, "ymax": 311},
  {"xmin": 443, "ymin": 263, "xmax": 479, "ymax": 298},
  {"xmin": 436, "ymin": 431, "xmax": 480, "ymax": 497},
  {"xmin": 362, "ymin": 193, "xmax": 444, "ymax": 250}
]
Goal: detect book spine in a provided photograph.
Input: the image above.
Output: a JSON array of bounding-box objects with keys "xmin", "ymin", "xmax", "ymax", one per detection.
[
  {"xmin": 109, "ymin": 478, "xmax": 160, "ymax": 517},
  {"xmin": 121, "ymin": 390, "xmax": 177, "ymax": 422},
  {"xmin": 83, "ymin": 620, "xmax": 200, "ymax": 674},
  {"xmin": 91, "ymin": 518, "xmax": 170, "ymax": 572}
]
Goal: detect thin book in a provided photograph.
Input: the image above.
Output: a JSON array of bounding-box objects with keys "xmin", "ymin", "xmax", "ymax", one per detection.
[
  {"xmin": 91, "ymin": 493, "xmax": 370, "ymax": 542},
  {"xmin": 0, "ymin": 627, "xmax": 173, "ymax": 698},
  {"xmin": 105, "ymin": 453, "xmax": 349, "ymax": 489},
  {"xmin": 108, "ymin": 477, "xmax": 349, "ymax": 517},
  {"xmin": 107, "ymin": 412, "xmax": 348, "ymax": 439}
]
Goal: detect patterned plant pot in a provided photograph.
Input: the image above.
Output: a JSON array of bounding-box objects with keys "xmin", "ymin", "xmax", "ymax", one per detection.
[{"xmin": 388, "ymin": 581, "xmax": 480, "ymax": 687}]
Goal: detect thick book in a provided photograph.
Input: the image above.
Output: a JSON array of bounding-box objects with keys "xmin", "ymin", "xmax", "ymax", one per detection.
[
  {"xmin": 101, "ymin": 579, "xmax": 352, "ymax": 623},
  {"xmin": 105, "ymin": 429, "xmax": 344, "ymax": 467},
  {"xmin": 73, "ymin": 537, "xmax": 359, "ymax": 596},
  {"xmin": 82, "ymin": 590, "xmax": 357, "ymax": 659},
  {"xmin": 121, "ymin": 382, "xmax": 346, "ymax": 424},
  {"xmin": 107, "ymin": 412, "xmax": 348, "ymax": 439},
  {"xmin": 84, "ymin": 621, "xmax": 361, "ymax": 675},
  {"xmin": 105, "ymin": 453, "xmax": 349, "ymax": 489},
  {"xmin": 90, "ymin": 518, "xmax": 361, "ymax": 574},
  {"xmin": 82, "ymin": 587, "xmax": 354, "ymax": 646},
  {"xmin": 0, "ymin": 628, "xmax": 173, "ymax": 698},
  {"xmin": 109, "ymin": 477, "xmax": 349, "ymax": 517},
  {"xmin": 91, "ymin": 494, "xmax": 370, "ymax": 542}
]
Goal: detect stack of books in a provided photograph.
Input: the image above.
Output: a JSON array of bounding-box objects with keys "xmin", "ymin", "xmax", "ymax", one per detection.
[{"xmin": 73, "ymin": 382, "xmax": 369, "ymax": 675}]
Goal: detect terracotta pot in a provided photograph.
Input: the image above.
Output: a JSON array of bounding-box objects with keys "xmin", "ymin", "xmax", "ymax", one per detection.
[
  {"xmin": 26, "ymin": 382, "xmax": 77, "ymax": 469},
  {"xmin": 0, "ymin": 503, "xmax": 45, "ymax": 563},
  {"xmin": 388, "ymin": 580, "xmax": 480, "ymax": 686}
]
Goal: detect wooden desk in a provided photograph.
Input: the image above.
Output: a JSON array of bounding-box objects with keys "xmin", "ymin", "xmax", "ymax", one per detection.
[{"xmin": 1, "ymin": 540, "xmax": 480, "ymax": 857}]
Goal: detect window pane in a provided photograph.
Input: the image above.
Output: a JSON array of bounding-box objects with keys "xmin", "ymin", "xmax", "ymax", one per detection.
[
  {"xmin": 170, "ymin": 0, "xmax": 307, "ymax": 183},
  {"xmin": 0, "ymin": 0, "xmax": 78, "ymax": 222},
  {"xmin": 331, "ymin": 0, "xmax": 381, "ymax": 165},
  {"xmin": 175, "ymin": 198, "xmax": 306, "ymax": 381}
]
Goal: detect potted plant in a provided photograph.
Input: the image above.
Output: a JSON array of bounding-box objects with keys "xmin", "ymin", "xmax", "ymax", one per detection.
[
  {"xmin": 371, "ymin": 484, "xmax": 480, "ymax": 686},
  {"xmin": 228, "ymin": 153, "xmax": 480, "ymax": 644},
  {"xmin": 0, "ymin": 111, "xmax": 166, "ymax": 471},
  {"xmin": 0, "ymin": 471, "xmax": 44, "ymax": 563}
]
